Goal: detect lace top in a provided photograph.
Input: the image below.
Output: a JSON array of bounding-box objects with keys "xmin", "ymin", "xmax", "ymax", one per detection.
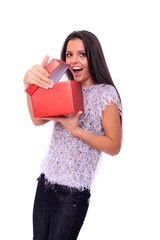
[{"xmin": 41, "ymin": 84, "xmax": 122, "ymax": 190}]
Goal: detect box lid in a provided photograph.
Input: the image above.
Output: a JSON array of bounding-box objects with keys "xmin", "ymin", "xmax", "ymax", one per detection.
[{"xmin": 26, "ymin": 59, "xmax": 69, "ymax": 96}]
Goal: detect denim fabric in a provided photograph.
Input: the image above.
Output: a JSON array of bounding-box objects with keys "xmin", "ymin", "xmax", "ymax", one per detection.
[{"xmin": 33, "ymin": 174, "xmax": 90, "ymax": 240}]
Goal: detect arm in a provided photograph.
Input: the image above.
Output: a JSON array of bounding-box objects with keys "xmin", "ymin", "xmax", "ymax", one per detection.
[
  {"xmin": 41, "ymin": 103, "xmax": 122, "ymax": 156},
  {"xmin": 75, "ymin": 103, "xmax": 121, "ymax": 156},
  {"xmin": 23, "ymin": 56, "xmax": 54, "ymax": 126}
]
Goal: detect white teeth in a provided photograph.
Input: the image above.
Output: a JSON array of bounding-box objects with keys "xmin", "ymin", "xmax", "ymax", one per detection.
[{"xmin": 72, "ymin": 67, "xmax": 82, "ymax": 70}]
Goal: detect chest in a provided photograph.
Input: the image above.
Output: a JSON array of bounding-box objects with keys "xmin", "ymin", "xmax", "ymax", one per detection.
[{"xmin": 78, "ymin": 89, "xmax": 104, "ymax": 134}]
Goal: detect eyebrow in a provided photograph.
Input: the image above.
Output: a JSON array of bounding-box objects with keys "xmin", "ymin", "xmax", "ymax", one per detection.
[{"xmin": 66, "ymin": 50, "xmax": 86, "ymax": 52}]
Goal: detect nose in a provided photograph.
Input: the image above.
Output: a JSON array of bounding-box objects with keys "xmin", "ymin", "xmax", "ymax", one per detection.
[{"xmin": 70, "ymin": 54, "xmax": 79, "ymax": 65}]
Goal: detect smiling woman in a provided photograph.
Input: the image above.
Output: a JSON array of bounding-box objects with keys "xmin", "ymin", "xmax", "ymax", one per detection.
[
  {"xmin": 23, "ymin": 30, "xmax": 122, "ymax": 240},
  {"xmin": 65, "ymin": 39, "xmax": 93, "ymax": 85}
]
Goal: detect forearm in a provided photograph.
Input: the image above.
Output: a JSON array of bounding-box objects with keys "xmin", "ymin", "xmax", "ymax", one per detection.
[
  {"xmin": 74, "ymin": 127, "xmax": 121, "ymax": 156},
  {"xmin": 23, "ymin": 56, "xmax": 54, "ymax": 126}
]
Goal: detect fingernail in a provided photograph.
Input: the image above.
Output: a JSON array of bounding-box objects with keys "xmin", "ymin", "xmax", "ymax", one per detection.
[
  {"xmin": 49, "ymin": 83, "xmax": 54, "ymax": 88},
  {"xmin": 50, "ymin": 80, "xmax": 54, "ymax": 85}
]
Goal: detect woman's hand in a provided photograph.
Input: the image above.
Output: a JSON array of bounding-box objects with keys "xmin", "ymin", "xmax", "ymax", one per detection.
[
  {"xmin": 40, "ymin": 103, "xmax": 121, "ymax": 156},
  {"xmin": 40, "ymin": 111, "xmax": 83, "ymax": 135},
  {"xmin": 24, "ymin": 56, "xmax": 54, "ymax": 126},
  {"xmin": 23, "ymin": 56, "xmax": 54, "ymax": 89}
]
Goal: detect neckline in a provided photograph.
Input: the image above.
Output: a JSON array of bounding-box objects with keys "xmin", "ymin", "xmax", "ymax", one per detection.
[{"xmin": 82, "ymin": 84, "xmax": 98, "ymax": 89}]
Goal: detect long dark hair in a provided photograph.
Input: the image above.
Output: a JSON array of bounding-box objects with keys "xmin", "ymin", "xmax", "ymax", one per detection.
[
  {"xmin": 61, "ymin": 30, "xmax": 114, "ymax": 85},
  {"xmin": 61, "ymin": 30, "xmax": 122, "ymax": 123}
]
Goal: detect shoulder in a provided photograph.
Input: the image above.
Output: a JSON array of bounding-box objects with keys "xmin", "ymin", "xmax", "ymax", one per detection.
[
  {"xmin": 89, "ymin": 83, "xmax": 117, "ymax": 95},
  {"xmin": 83, "ymin": 84, "xmax": 122, "ymax": 115},
  {"xmin": 96, "ymin": 83, "xmax": 117, "ymax": 93},
  {"xmin": 95, "ymin": 84, "xmax": 119, "ymax": 102},
  {"xmin": 96, "ymin": 84, "xmax": 122, "ymax": 115}
]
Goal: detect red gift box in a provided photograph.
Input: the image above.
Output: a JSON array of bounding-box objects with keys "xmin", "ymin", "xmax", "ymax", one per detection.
[{"xmin": 25, "ymin": 59, "xmax": 84, "ymax": 117}]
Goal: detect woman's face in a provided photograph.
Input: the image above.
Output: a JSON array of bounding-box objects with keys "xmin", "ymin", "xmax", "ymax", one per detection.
[{"xmin": 65, "ymin": 38, "xmax": 93, "ymax": 86}]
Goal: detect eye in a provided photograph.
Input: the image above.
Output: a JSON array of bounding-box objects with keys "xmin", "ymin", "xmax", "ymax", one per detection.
[
  {"xmin": 80, "ymin": 52, "xmax": 86, "ymax": 57},
  {"xmin": 66, "ymin": 52, "xmax": 72, "ymax": 57}
]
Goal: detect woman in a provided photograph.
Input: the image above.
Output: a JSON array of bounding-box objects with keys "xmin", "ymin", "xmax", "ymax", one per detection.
[{"xmin": 24, "ymin": 30, "xmax": 122, "ymax": 240}]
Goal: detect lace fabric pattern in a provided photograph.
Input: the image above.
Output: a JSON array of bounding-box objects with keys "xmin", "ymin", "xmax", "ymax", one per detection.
[{"xmin": 41, "ymin": 84, "xmax": 122, "ymax": 190}]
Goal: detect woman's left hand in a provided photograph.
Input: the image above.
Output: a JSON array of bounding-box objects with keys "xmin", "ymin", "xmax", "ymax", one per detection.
[{"xmin": 40, "ymin": 111, "xmax": 83, "ymax": 135}]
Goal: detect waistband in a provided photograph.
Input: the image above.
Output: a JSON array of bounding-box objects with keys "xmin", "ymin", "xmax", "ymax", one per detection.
[{"xmin": 38, "ymin": 174, "xmax": 91, "ymax": 197}]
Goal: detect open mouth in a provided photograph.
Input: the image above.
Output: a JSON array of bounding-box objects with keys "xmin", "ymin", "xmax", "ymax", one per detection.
[{"xmin": 72, "ymin": 67, "xmax": 83, "ymax": 73}]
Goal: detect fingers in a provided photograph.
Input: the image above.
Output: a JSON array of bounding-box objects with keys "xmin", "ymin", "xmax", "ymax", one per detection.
[
  {"xmin": 28, "ymin": 72, "xmax": 53, "ymax": 89},
  {"xmin": 34, "ymin": 64, "xmax": 50, "ymax": 78},
  {"xmin": 78, "ymin": 111, "xmax": 83, "ymax": 115},
  {"xmin": 75, "ymin": 111, "xmax": 83, "ymax": 118},
  {"xmin": 41, "ymin": 55, "xmax": 49, "ymax": 68},
  {"xmin": 24, "ymin": 56, "xmax": 54, "ymax": 89},
  {"xmin": 40, "ymin": 116, "xmax": 60, "ymax": 121},
  {"xmin": 32, "ymin": 65, "xmax": 53, "ymax": 88}
]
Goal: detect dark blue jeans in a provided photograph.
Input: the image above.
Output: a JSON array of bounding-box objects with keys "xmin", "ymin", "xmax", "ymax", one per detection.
[{"xmin": 33, "ymin": 174, "xmax": 91, "ymax": 240}]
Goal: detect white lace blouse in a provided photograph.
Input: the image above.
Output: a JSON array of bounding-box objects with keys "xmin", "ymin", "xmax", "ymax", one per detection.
[{"xmin": 41, "ymin": 84, "xmax": 122, "ymax": 190}]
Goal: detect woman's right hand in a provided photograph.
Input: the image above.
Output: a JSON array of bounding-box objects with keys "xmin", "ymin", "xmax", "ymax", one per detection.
[{"xmin": 23, "ymin": 55, "xmax": 54, "ymax": 89}]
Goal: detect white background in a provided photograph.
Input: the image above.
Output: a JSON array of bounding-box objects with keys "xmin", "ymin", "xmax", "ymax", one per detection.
[{"xmin": 0, "ymin": 0, "xmax": 160, "ymax": 239}]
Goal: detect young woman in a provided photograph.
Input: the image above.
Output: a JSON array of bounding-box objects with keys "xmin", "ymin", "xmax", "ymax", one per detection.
[{"xmin": 24, "ymin": 30, "xmax": 122, "ymax": 240}]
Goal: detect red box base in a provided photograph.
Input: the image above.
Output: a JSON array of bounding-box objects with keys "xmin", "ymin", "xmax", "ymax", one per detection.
[{"xmin": 31, "ymin": 80, "xmax": 84, "ymax": 118}]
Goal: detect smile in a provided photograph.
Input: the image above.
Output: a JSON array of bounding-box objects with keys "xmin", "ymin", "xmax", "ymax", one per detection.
[{"xmin": 72, "ymin": 67, "xmax": 83, "ymax": 72}]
